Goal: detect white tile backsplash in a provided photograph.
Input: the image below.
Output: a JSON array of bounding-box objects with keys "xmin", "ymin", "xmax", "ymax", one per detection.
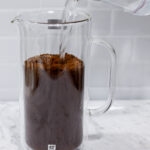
[
  {"xmin": 0, "ymin": 11, "xmax": 18, "ymax": 36},
  {"xmin": 41, "ymin": 0, "xmax": 87, "ymax": 8},
  {"xmin": 133, "ymin": 37, "xmax": 150, "ymax": 63},
  {"xmin": 116, "ymin": 62, "xmax": 150, "ymax": 87},
  {"xmin": 112, "ymin": 10, "xmax": 150, "ymax": 36},
  {"xmin": 89, "ymin": 62, "xmax": 150, "ymax": 89},
  {"xmin": 0, "ymin": 64, "xmax": 19, "ymax": 88},
  {"xmin": 89, "ymin": 9, "xmax": 112, "ymax": 36},
  {"xmin": 0, "ymin": 0, "xmax": 41, "ymax": 9},
  {"xmin": 0, "ymin": 38, "xmax": 19, "ymax": 63},
  {"xmin": 0, "ymin": 1, "xmax": 150, "ymax": 100},
  {"xmin": 88, "ymin": 0, "xmax": 121, "ymax": 10},
  {"xmin": 0, "ymin": 88, "xmax": 18, "ymax": 100},
  {"xmin": 89, "ymin": 63, "xmax": 110, "ymax": 87},
  {"xmin": 90, "ymin": 41, "xmax": 110, "ymax": 62},
  {"xmin": 40, "ymin": 0, "xmax": 66, "ymax": 8},
  {"xmin": 99, "ymin": 37, "xmax": 134, "ymax": 63}
]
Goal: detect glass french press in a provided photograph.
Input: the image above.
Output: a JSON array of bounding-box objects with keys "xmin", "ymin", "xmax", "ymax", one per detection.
[{"xmin": 12, "ymin": 9, "xmax": 116, "ymax": 150}]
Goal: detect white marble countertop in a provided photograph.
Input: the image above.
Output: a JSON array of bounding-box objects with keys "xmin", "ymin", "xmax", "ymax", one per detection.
[{"xmin": 0, "ymin": 100, "xmax": 150, "ymax": 150}]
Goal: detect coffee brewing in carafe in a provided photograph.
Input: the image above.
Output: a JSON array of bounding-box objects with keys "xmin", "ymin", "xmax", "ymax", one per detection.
[
  {"xmin": 12, "ymin": 0, "xmax": 116, "ymax": 149},
  {"xmin": 24, "ymin": 1, "xmax": 85, "ymax": 150},
  {"xmin": 24, "ymin": 54, "xmax": 84, "ymax": 150}
]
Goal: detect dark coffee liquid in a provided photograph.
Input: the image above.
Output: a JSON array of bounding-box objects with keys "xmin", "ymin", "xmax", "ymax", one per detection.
[{"xmin": 24, "ymin": 53, "xmax": 84, "ymax": 150}]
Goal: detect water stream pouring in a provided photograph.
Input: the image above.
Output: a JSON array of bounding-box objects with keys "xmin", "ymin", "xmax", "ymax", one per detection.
[{"xmin": 59, "ymin": 0, "xmax": 79, "ymax": 58}]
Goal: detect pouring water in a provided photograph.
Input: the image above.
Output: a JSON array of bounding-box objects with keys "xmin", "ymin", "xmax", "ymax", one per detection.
[{"xmin": 59, "ymin": 0, "xmax": 79, "ymax": 58}]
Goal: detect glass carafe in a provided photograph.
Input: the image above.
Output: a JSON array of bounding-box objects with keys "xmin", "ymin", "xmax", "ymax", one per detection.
[
  {"xmin": 95, "ymin": 0, "xmax": 150, "ymax": 15},
  {"xmin": 12, "ymin": 9, "xmax": 116, "ymax": 150}
]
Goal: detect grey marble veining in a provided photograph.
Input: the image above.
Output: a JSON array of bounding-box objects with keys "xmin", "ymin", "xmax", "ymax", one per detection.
[
  {"xmin": 0, "ymin": 102, "xmax": 19, "ymax": 150},
  {"xmin": 0, "ymin": 100, "xmax": 150, "ymax": 150}
]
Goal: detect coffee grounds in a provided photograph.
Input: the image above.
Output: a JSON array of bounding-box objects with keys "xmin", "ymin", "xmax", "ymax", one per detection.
[{"xmin": 24, "ymin": 53, "xmax": 84, "ymax": 150}]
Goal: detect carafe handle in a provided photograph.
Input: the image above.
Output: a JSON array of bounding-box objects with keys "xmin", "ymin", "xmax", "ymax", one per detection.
[{"xmin": 88, "ymin": 39, "xmax": 116, "ymax": 115}]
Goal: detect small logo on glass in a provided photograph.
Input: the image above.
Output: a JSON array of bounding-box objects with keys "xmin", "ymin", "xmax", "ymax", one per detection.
[{"xmin": 48, "ymin": 145, "xmax": 56, "ymax": 150}]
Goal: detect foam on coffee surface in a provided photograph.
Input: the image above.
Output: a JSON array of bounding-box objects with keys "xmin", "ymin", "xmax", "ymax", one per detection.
[{"xmin": 25, "ymin": 53, "xmax": 83, "ymax": 70}]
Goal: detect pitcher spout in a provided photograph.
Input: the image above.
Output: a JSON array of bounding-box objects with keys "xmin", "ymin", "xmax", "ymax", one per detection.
[{"xmin": 11, "ymin": 15, "xmax": 22, "ymax": 24}]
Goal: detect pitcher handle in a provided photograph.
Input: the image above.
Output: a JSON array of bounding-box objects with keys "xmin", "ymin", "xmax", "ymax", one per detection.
[{"xmin": 88, "ymin": 38, "xmax": 116, "ymax": 116}]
